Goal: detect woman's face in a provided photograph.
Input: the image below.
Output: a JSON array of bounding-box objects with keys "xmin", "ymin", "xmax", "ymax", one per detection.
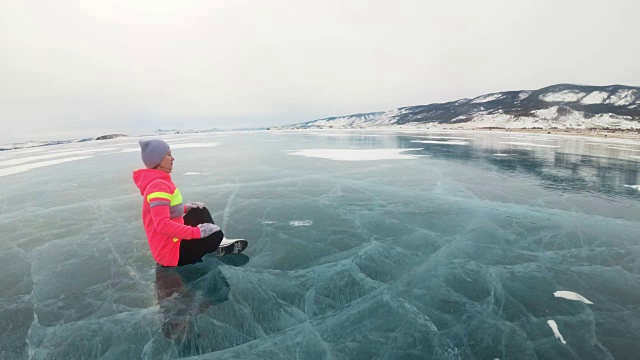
[{"xmin": 157, "ymin": 150, "xmax": 174, "ymax": 173}]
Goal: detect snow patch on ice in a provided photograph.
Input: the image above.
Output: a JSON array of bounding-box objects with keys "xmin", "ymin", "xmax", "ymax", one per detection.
[
  {"xmin": 418, "ymin": 136, "xmax": 473, "ymax": 140},
  {"xmin": 0, "ymin": 157, "xmax": 92, "ymax": 177},
  {"xmin": 547, "ymin": 320, "xmax": 567, "ymax": 345},
  {"xmin": 553, "ymin": 291, "xmax": 593, "ymax": 304},
  {"xmin": 540, "ymin": 91, "xmax": 587, "ymax": 102},
  {"xmin": 493, "ymin": 154, "xmax": 512, "ymax": 157},
  {"xmin": 287, "ymin": 148, "xmax": 423, "ymax": 161},
  {"xmin": 411, "ymin": 140, "xmax": 469, "ymax": 145},
  {"xmin": 0, "ymin": 148, "xmax": 115, "ymax": 167},
  {"xmin": 170, "ymin": 142, "xmax": 219, "ymax": 149},
  {"xmin": 607, "ymin": 147, "xmax": 640, "ymax": 152},
  {"xmin": 500, "ymin": 142, "xmax": 559, "ymax": 148},
  {"xmin": 624, "ymin": 185, "xmax": 640, "ymax": 191},
  {"xmin": 183, "ymin": 172, "xmax": 201, "ymax": 175},
  {"xmin": 580, "ymin": 91, "xmax": 609, "ymax": 104},
  {"xmin": 290, "ymin": 220, "xmax": 313, "ymax": 226}
]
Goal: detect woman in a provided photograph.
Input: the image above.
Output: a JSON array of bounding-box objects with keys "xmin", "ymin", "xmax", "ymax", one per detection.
[{"xmin": 133, "ymin": 139, "xmax": 245, "ymax": 266}]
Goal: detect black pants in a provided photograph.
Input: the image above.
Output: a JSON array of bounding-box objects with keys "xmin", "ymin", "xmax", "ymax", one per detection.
[{"xmin": 178, "ymin": 207, "xmax": 224, "ymax": 266}]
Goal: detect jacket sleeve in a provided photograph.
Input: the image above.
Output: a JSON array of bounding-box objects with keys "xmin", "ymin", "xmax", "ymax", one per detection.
[{"xmin": 146, "ymin": 182, "xmax": 201, "ymax": 240}]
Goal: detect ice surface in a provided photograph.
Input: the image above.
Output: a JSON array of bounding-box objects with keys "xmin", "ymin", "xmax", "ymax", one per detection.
[
  {"xmin": 1, "ymin": 130, "xmax": 640, "ymax": 359},
  {"xmin": 554, "ymin": 291, "xmax": 593, "ymax": 304}
]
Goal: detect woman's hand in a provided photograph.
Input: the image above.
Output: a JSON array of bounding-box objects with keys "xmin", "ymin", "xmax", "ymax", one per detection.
[
  {"xmin": 197, "ymin": 223, "xmax": 220, "ymax": 238},
  {"xmin": 185, "ymin": 202, "xmax": 205, "ymax": 212}
]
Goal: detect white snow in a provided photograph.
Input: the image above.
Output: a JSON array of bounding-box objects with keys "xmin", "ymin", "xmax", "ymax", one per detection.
[
  {"xmin": 493, "ymin": 154, "xmax": 512, "ymax": 156},
  {"xmin": 290, "ymin": 220, "xmax": 313, "ymax": 226},
  {"xmin": 170, "ymin": 142, "xmax": 219, "ymax": 149},
  {"xmin": 607, "ymin": 147, "xmax": 640, "ymax": 152},
  {"xmin": 287, "ymin": 148, "xmax": 423, "ymax": 161},
  {"xmin": 303, "ymin": 113, "xmax": 389, "ymax": 128},
  {"xmin": 632, "ymin": 156, "xmax": 640, "ymax": 160},
  {"xmin": 500, "ymin": 142, "xmax": 559, "ymax": 148},
  {"xmin": 0, "ymin": 157, "xmax": 92, "ymax": 177},
  {"xmin": 605, "ymin": 89, "xmax": 638, "ymax": 106},
  {"xmin": 624, "ymin": 185, "xmax": 640, "ymax": 190},
  {"xmin": 547, "ymin": 320, "xmax": 567, "ymax": 345},
  {"xmin": 553, "ymin": 291, "xmax": 593, "ymax": 304},
  {"xmin": 0, "ymin": 148, "xmax": 116, "ymax": 167},
  {"xmin": 540, "ymin": 91, "xmax": 587, "ymax": 102},
  {"xmin": 534, "ymin": 107, "xmax": 559, "ymax": 118},
  {"xmin": 418, "ymin": 136, "xmax": 474, "ymax": 140},
  {"xmin": 471, "ymin": 93, "xmax": 504, "ymax": 103},
  {"xmin": 411, "ymin": 140, "xmax": 469, "ymax": 145},
  {"xmin": 580, "ymin": 91, "xmax": 610, "ymax": 105},
  {"xmin": 183, "ymin": 172, "xmax": 201, "ymax": 175},
  {"xmin": 518, "ymin": 91, "xmax": 533, "ymax": 100}
]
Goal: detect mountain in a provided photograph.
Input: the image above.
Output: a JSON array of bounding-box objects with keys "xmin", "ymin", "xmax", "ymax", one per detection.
[
  {"xmin": 272, "ymin": 84, "xmax": 640, "ymax": 130},
  {"xmin": 95, "ymin": 134, "xmax": 127, "ymax": 140}
]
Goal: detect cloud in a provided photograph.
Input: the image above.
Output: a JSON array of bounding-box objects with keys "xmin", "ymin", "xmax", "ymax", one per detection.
[{"xmin": 0, "ymin": 0, "xmax": 638, "ymax": 142}]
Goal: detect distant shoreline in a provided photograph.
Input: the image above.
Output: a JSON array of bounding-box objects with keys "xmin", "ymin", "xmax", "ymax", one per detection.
[
  {"xmin": 471, "ymin": 127, "xmax": 640, "ymax": 141},
  {"xmin": 271, "ymin": 126, "xmax": 640, "ymax": 141}
]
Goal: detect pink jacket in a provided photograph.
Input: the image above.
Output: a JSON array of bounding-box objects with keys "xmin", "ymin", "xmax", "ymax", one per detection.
[{"xmin": 133, "ymin": 169, "xmax": 200, "ymax": 266}]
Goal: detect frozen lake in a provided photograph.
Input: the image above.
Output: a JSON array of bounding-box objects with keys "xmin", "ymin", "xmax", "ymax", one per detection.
[{"xmin": 1, "ymin": 130, "xmax": 639, "ymax": 359}]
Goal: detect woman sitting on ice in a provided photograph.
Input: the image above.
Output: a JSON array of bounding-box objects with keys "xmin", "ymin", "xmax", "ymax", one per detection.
[{"xmin": 133, "ymin": 139, "xmax": 247, "ymax": 266}]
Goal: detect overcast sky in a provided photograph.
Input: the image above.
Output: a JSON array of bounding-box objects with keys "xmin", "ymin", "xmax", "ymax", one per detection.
[{"xmin": 1, "ymin": 0, "xmax": 638, "ymax": 143}]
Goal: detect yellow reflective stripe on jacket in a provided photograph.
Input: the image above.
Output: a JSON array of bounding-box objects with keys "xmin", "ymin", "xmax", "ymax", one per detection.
[
  {"xmin": 171, "ymin": 189, "xmax": 183, "ymax": 206},
  {"xmin": 147, "ymin": 189, "xmax": 183, "ymax": 206},
  {"xmin": 147, "ymin": 192, "xmax": 171, "ymax": 202}
]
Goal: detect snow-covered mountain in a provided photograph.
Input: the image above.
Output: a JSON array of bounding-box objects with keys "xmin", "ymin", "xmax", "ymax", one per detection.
[{"xmin": 272, "ymin": 84, "xmax": 640, "ymax": 130}]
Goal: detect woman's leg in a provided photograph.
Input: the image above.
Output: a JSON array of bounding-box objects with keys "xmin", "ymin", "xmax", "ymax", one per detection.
[{"xmin": 178, "ymin": 207, "xmax": 224, "ymax": 266}]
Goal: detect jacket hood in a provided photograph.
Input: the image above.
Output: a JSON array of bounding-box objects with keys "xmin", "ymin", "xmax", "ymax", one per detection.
[{"xmin": 133, "ymin": 168, "xmax": 172, "ymax": 195}]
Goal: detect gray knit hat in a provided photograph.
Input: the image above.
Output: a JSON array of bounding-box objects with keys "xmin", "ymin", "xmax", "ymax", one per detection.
[{"xmin": 139, "ymin": 139, "xmax": 170, "ymax": 168}]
